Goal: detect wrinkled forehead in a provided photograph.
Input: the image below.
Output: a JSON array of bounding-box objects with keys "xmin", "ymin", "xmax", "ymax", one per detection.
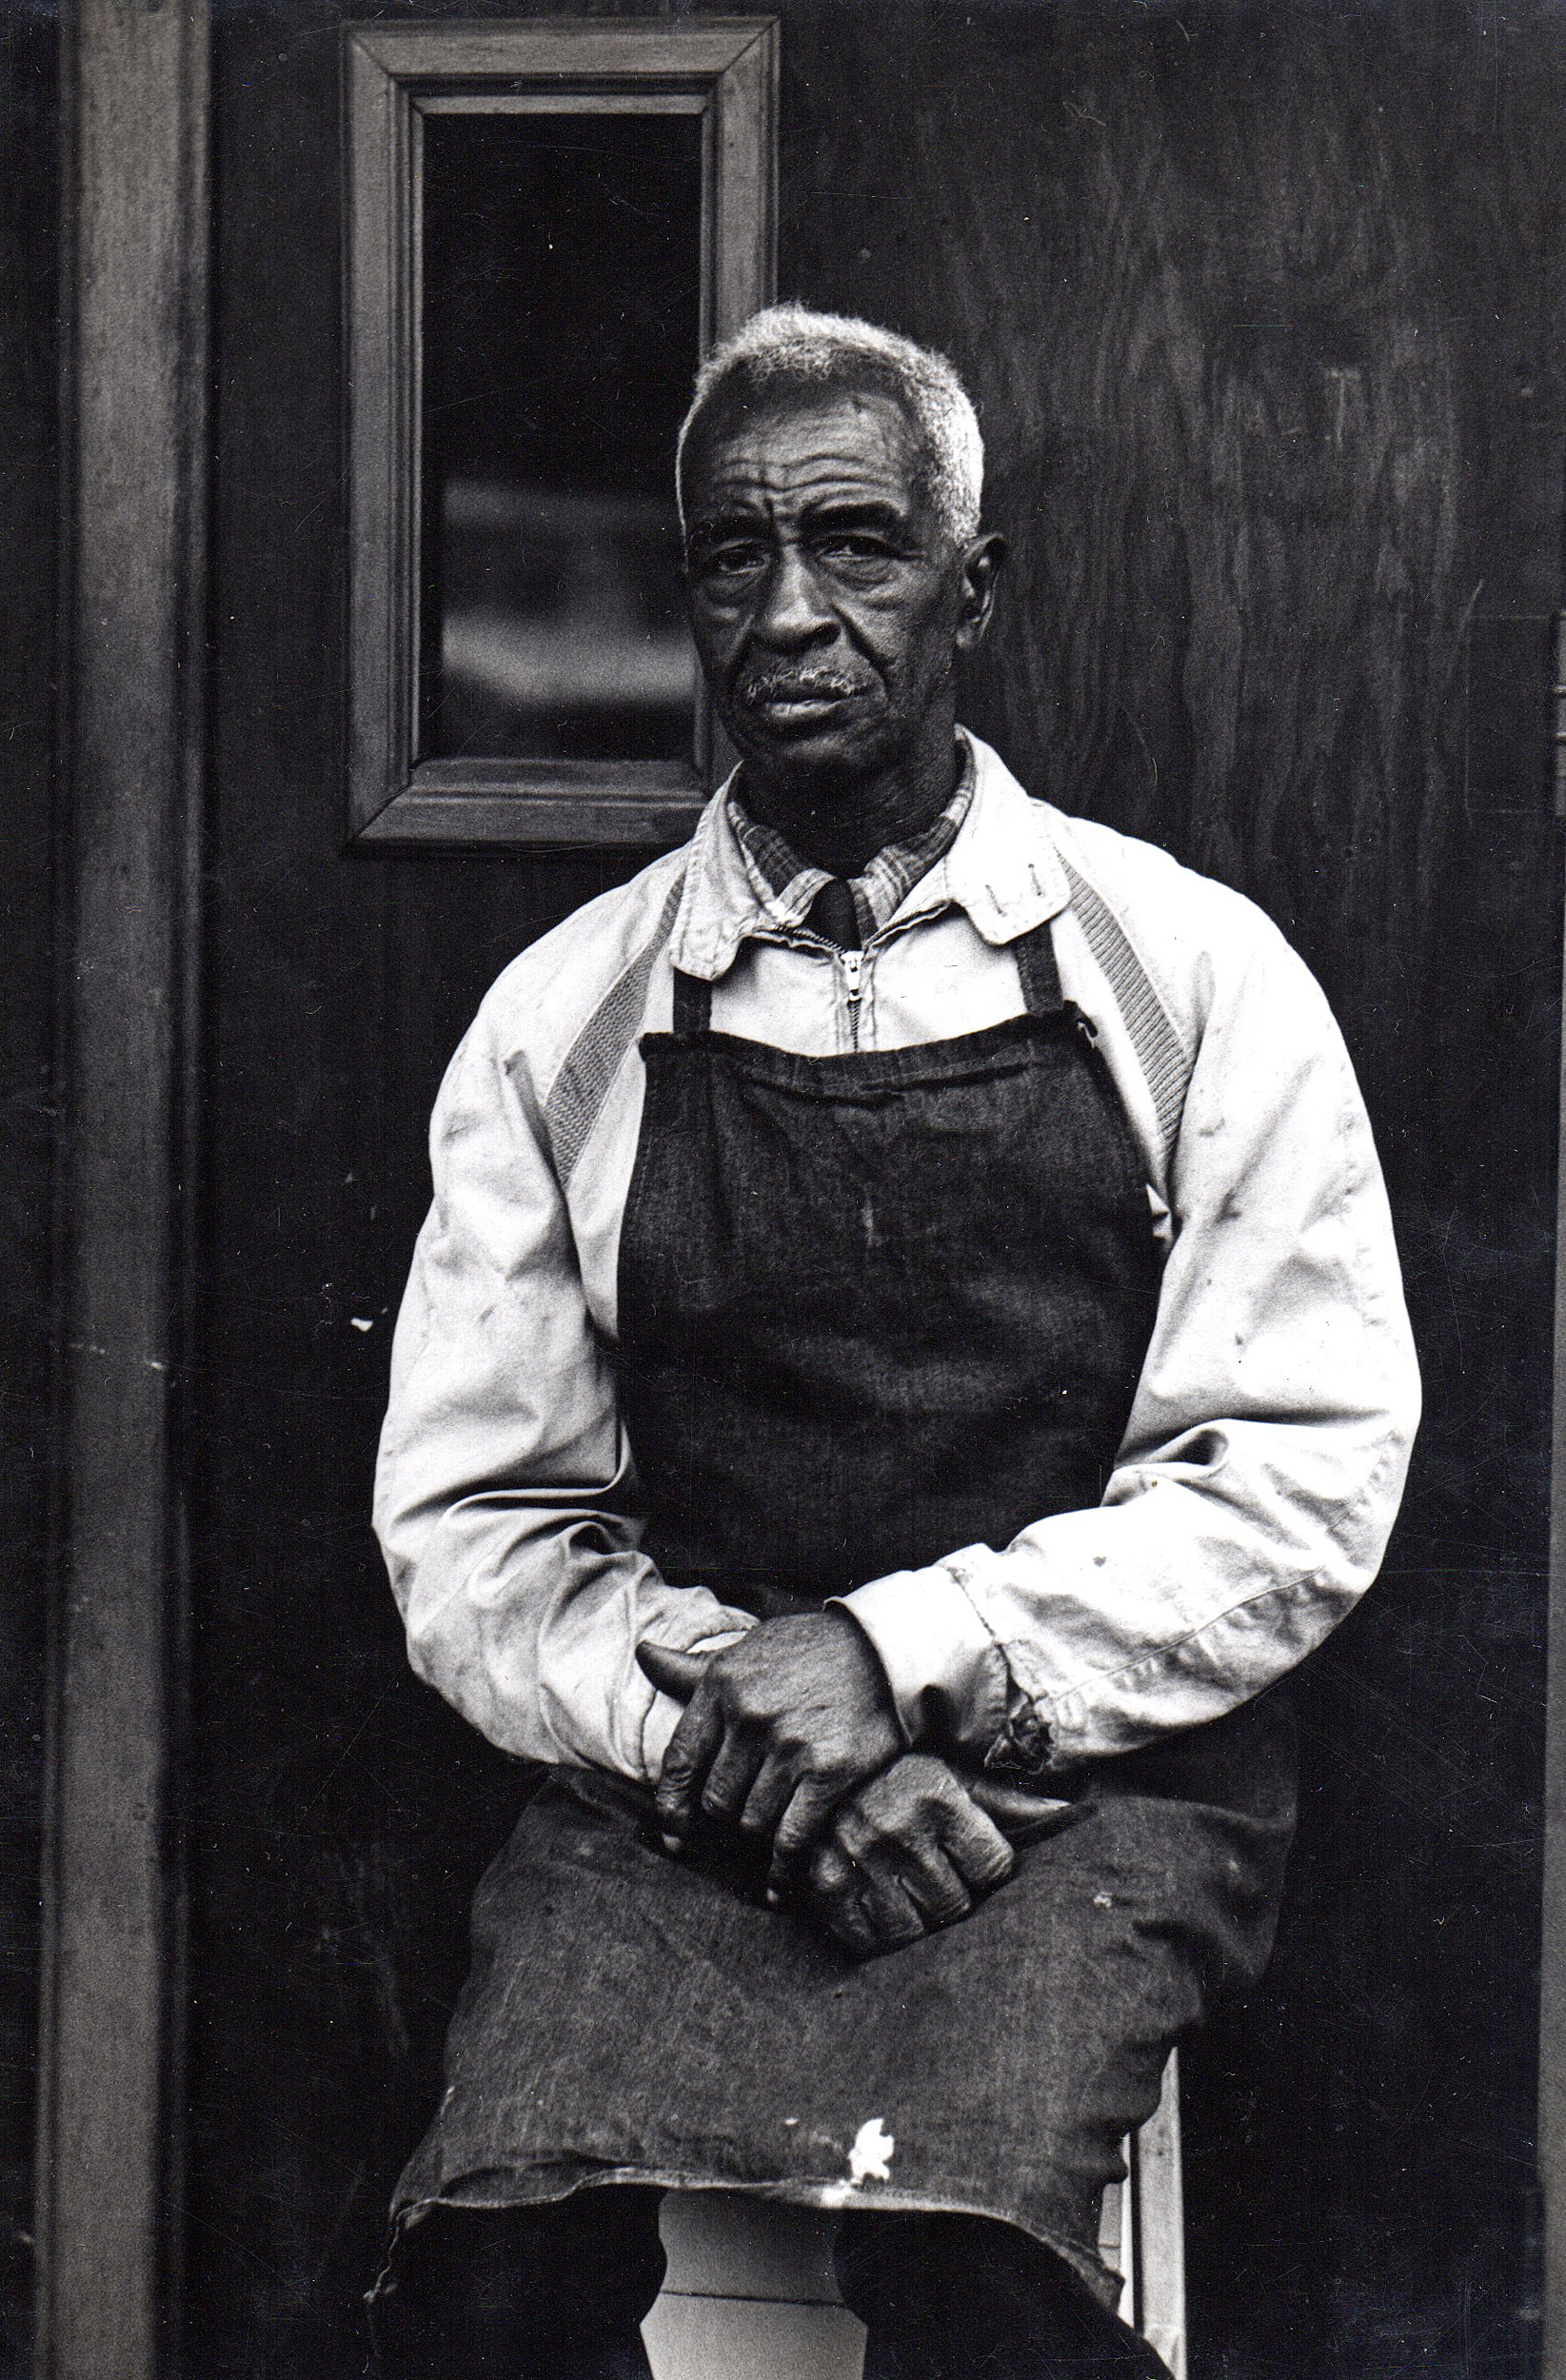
[{"xmin": 679, "ymin": 379, "xmax": 935, "ymax": 522}]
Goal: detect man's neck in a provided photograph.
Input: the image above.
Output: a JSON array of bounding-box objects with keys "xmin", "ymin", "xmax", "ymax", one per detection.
[{"xmin": 736, "ymin": 734, "xmax": 963, "ymax": 877}]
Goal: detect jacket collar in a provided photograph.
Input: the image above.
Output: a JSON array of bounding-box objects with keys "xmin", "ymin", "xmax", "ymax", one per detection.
[{"xmin": 669, "ymin": 729, "xmax": 1072, "ymax": 982}]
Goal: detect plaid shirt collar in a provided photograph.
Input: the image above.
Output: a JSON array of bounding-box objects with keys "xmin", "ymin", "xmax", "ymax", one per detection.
[
  {"xmin": 727, "ymin": 741, "xmax": 976, "ymax": 943},
  {"xmin": 672, "ymin": 731, "xmax": 1073, "ymax": 982}
]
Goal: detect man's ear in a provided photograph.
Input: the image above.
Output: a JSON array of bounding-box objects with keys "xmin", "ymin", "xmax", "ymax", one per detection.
[{"xmin": 954, "ymin": 531, "xmax": 1008, "ymax": 654}]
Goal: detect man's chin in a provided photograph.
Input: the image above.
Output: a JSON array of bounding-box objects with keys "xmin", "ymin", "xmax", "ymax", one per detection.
[{"xmin": 724, "ymin": 704, "xmax": 886, "ymax": 783}]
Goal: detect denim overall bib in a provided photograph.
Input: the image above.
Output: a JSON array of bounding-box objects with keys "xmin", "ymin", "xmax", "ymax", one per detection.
[
  {"xmin": 393, "ymin": 916, "xmax": 1297, "ymax": 2304},
  {"xmin": 623, "ymin": 924, "xmax": 1160, "ymax": 1613}
]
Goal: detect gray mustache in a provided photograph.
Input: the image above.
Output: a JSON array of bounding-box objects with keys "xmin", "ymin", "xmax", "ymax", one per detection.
[{"xmin": 738, "ymin": 669, "xmax": 866, "ymax": 704}]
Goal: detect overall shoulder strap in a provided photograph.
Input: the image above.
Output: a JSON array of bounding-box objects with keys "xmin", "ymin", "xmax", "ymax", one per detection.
[
  {"xmin": 1013, "ymin": 921, "xmax": 1065, "ymax": 1017},
  {"xmin": 671, "ymin": 971, "xmax": 713, "ymax": 1034}
]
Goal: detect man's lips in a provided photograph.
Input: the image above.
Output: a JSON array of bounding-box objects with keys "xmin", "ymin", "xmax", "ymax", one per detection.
[{"xmin": 735, "ymin": 672, "xmax": 870, "ymax": 719}]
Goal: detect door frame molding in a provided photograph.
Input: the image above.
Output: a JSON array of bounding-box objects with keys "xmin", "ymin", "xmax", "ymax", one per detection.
[
  {"xmin": 38, "ymin": 1, "xmax": 210, "ymax": 2373},
  {"xmin": 1545, "ymin": 896, "xmax": 1566, "ymax": 2378}
]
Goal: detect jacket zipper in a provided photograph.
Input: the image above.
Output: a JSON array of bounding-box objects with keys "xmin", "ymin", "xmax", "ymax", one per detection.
[{"xmin": 840, "ymin": 948, "xmax": 865, "ymax": 1049}]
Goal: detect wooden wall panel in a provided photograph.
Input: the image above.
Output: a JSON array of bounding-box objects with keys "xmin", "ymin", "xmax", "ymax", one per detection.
[
  {"xmin": 0, "ymin": 5, "xmax": 58, "ymax": 2371},
  {"xmin": 189, "ymin": 6, "xmax": 1564, "ymax": 2374}
]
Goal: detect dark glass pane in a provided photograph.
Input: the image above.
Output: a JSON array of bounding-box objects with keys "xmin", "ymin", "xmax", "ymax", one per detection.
[{"xmin": 420, "ymin": 111, "xmax": 703, "ymax": 764}]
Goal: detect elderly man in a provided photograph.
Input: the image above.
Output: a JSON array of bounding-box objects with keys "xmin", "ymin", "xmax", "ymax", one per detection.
[{"xmin": 370, "ymin": 305, "xmax": 1418, "ymax": 2380}]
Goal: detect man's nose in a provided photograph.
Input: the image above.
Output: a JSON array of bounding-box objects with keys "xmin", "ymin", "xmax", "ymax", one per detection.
[{"xmin": 753, "ymin": 546, "xmax": 836, "ymax": 648}]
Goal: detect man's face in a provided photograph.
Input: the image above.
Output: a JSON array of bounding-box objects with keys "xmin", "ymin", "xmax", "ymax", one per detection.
[{"xmin": 681, "ymin": 385, "xmax": 981, "ymax": 790}]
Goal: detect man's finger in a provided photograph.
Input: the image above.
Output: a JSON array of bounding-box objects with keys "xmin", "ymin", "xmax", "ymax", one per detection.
[
  {"xmin": 967, "ymin": 1775, "xmax": 1077, "ymax": 1845},
  {"xmin": 767, "ymin": 1776, "xmax": 844, "ymax": 1894},
  {"xmin": 805, "ymin": 1843, "xmax": 879, "ymax": 1959},
  {"xmin": 808, "ymin": 1839, "xmax": 855, "ymax": 1899},
  {"xmin": 636, "ymin": 1641, "xmax": 710, "ymax": 1702},
  {"xmin": 739, "ymin": 1753, "xmax": 797, "ymax": 1844},
  {"xmin": 700, "ymin": 1729, "xmax": 764, "ymax": 1826},
  {"xmin": 655, "ymin": 1692, "xmax": 725, "ymax": 1838},
  {"xmin": 932, "ymin": 1787, "xmax": 1016, "ymax": 1891},
  {"xmin": 835, "ymin": 1814, "xmax": 964, "ymax": 1930},
  {"xmin": 895, "ymin": 1843, "xmax": 972, "ymax": 1929},
  {"xmin": 851, "ymin": 1867, "xmax": 928, "ymax": 1955}
]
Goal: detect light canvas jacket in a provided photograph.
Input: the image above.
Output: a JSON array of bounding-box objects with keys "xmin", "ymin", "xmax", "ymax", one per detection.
[{"xmin": 374, "ymin": 732, "xmax": 1420, "ymax": 1783}]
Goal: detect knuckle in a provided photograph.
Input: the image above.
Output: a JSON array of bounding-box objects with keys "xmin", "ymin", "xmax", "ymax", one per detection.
[
  {"xmin": 810, "ymin": 1828, "xmax": 845, "ymax": 1875},
  {"xmin": 836, "ymin": 1815, "xmax": 874, "ymax": 1863}
]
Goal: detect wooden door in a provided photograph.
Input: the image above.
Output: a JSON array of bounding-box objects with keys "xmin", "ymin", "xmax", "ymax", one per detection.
[{"xmin": 40, "ymin": 5, "xmax": 1566, "ymax": 2376}]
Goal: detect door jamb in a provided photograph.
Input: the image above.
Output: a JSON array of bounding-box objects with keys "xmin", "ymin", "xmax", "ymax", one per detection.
[
  {"xmin": 1543, "ymin": 874, "xmax": 1566, "ymax": 2376},
  {"xmin": 38, "ymin": 2, "xmax": 209, "ymax": 2373}
]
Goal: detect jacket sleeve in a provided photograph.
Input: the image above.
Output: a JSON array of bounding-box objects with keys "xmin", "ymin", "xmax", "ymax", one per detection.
[
  {"xmin": 838, "ymin": 914, "xmax": 1421, "ymax": 1773},
  {"xmin": 373, "ymin": 993, "xmax": 754, "ymax": 1781}
]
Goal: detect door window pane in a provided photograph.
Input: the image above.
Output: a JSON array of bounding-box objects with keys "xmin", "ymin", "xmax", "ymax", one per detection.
[{"xmin": 419, "ymin": 112, "xmax": 703, "ymax": 764}]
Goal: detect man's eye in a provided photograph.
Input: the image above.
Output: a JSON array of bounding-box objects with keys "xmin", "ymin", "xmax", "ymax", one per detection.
[
  {"xmin": 698, "ymin": 544, "xmax": 765, "ymax": 579},
  {"xmin": 817, "ymin": 536, "xmax": 892, "ymax": 565}
]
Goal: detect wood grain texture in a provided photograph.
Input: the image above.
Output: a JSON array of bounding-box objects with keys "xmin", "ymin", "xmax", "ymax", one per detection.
[
  {"xmin": 43, "ymin": 3, "xmax": 209, "ymax": 2376},
  {"xmin": 1545, "ymin": 908, "xmax": 1566, "ymax": 2380},
  {"xmin": 185, "ymin": 6, "xmax": 1564, "ymax": 2376},
  {"xmin": 0, "ymin": 5, "xmax": 59, "ymax": 2368},
  {"xmin": 348, "ymin": 16, "xmax": 778, "ymax": 81}
]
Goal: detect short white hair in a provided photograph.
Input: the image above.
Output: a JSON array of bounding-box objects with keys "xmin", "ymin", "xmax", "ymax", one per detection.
[{"xmin": 676, "ymin": 302, "xmax": 985, "ymax": 545}]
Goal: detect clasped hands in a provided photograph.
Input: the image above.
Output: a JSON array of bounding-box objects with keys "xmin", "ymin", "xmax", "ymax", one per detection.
[{"xmin": 637, "ymin": 1611, "xmax": 1068, "ymax": 1960}]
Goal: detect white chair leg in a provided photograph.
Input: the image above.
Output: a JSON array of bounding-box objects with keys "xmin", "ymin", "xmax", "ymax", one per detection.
[{"xmin": 643, "ymin": 2192, "xmax": 865, "ymax": 2380}]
